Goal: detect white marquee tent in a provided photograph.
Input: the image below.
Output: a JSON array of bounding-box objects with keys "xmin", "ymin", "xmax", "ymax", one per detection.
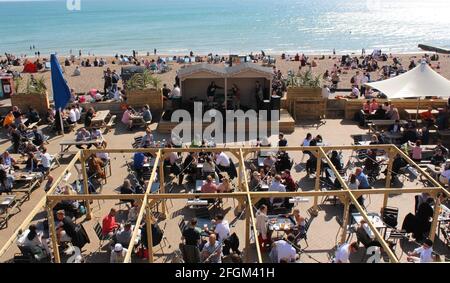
[{"xmin": 364, "ymin": 60, "xmax": 450, "ymax": 99}]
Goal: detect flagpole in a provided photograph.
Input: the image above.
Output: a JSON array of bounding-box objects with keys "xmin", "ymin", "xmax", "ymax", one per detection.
[{"xmin": 59, "ymin": 107, "xmax": 65, "ymax": 136}]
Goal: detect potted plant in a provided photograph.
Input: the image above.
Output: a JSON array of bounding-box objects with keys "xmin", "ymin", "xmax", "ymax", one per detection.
[{"xmin": 125, "ymin": 70, "xmax": 163, "ymax": 112}]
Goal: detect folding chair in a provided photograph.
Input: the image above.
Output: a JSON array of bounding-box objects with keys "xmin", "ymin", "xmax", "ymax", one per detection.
[{"xmin": 93, "ymin": 221, "xmax": 111, "ymax": 253}]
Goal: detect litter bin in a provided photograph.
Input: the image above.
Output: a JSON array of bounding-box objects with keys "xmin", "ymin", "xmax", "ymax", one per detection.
[
  {"xmin": 0, "ymin": 75, "xmax": 14, "ymax": 98},
  {"xmin": 262, "ymin": 100, "xmax": 271, "ymax": 120}
]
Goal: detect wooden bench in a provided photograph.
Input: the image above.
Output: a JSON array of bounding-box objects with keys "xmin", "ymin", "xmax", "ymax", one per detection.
[{"xmin": 104, "ymin": 115, "xmax": 116, "ymax": 134}]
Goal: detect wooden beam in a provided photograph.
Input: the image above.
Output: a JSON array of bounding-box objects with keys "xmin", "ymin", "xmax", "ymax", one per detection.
[
  {"xmin": 383, "ymin": 148, "xmax": 394, "ymax": 208},
  {"xmin": 80, "ymin": 151, "xmax": 92, "ymax": 220},
  {"xmin": 313, "ymin": 150, "xmax": 322, "ymax": 208},
  {"xmin": 47, "ymin": 206, "xmax": 61, "ymax": 263},
  {"xmin": 340, "ymin": 196, "xmax": 351, "ymax": 244},
  {"xmin": 146, "ymin": 206, "xmax": 154, "ymax": 263},
  {"xmin": 429, "ymin": 193, "xmax": 441, "ymax": 241}
]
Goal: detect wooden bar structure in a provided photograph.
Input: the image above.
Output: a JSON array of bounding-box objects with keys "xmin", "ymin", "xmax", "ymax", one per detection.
[{"xmin": 1, "ymin": 145, "xmax": 449, "ymax": 263}]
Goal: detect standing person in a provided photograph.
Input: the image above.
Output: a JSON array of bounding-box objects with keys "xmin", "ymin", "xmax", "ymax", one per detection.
[
  {"xmin": 255, "ymin": 204, "xmax": 270, "ymax": 250},
  {"xmin": 334, "ymin": 241, "xmax": 359, "ymax": 263},
  {"xmin": 110, "ymin": 243, "xmax": 128, "ymax": 263},
  {"xmin": 154, "ymin": 48, "xmax": 157, "ymax": 55},
  {"xmin": 111, "ymin": 70, "xmax": 120, "ymax": 93},
  {"xmin": 181, "ymin": 218, "xmax": 202, "ymax": 247},
  {"xmin": 270, "ymin": 234, "xmax": 298, "ymax": 263},
  {"xmin": 162, "ymin": 84, "xmax": 171, "ymax": 100},
  {"xmin": 103, "ymin": 69, "xmax": 112, "ymax": 96},
  {"xmin": 230, "ymin": 83, "xmax": 240, "ymax": 110},
  {"xmin": 206, "ymin": 81, "xmax": 222, "ymax": 105}
]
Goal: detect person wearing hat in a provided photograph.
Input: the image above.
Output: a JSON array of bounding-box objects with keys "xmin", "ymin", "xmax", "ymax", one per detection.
[
  {"xmin": 407, "ymin": 239, "xmax": 434, "ymax": 263},
  {"xmin": 110, "ymin": 243, "xmax": 128, "ymax": 263}
]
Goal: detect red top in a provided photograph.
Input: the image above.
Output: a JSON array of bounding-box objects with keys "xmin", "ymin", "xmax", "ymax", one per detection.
[
  {"xmin": 102, "ymin": 214, "xmax": 118, "ymax": 235},
  {"xmin": 201, "ymin": 182, "xmax": 217, "ymax": 193}
]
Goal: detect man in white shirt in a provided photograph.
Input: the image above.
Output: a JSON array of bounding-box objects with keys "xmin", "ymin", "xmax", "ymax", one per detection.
[
  {"xmin": 269, "ymin": 175, "xmax": 286, "ymax": 204},
  {"xmin": 270, "ymin": 234, "xmax": 298, "ymax": 263},
  {"xmin": 68, "ymin": 106, "xmax": 77, "ymax": 124},
  {"xmin": 215, "ymin": 152, "xmax": 230, "ymax": 170},
  {"xmin": 407, "ymin": 239, "xmax": 434, "ymax": 263},
  {"xmin": 334, "ymin": 241, "xmax": 359, "ymax": 263},
  {"xmin": 39, "ymin": 147, "xmax": 52, "ymax": 173},
  {"xmin": 169, "ymin": 84, "xmax": 181, "ymax": 98},
  {"xmin": 74, "ymin": 106, "xmax": 81, "ymax": 122},
  {"xmin": 213, "ymin": 214, "xmax": 230, "ymax": 242}
]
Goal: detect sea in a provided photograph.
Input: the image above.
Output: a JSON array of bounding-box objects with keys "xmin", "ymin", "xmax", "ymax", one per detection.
[{"xmin": 1, "ymin": 0, "xmax": 450, "ymax": 56}]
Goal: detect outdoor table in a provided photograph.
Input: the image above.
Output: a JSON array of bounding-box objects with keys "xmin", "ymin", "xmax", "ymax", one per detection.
[
  {"xmin": 382, "ymin": 132, "xmax": 403, "ymax": 144},
  {"xmin": 59, "ymin": 139, "xmax": 102, "ymax": 156},
  {"xmin": 352, "ymin": 212, "xmax": 387, "ymax": 239},
  {"xmin": 0, "ymin": 195, "xmax": 17, "ymax": 228},
  {"xmin": 90, "ymin": 110, "xmax": 110, "ymax": 128},
  {"xmin": 368, "ymin": 120, "xmax": 407, "ymax": 133},
  {"xmin": 12, "ymin": 171, "xmax": 43, "ymax": 201},
  {"xmin": 268, "ymin": 214, "xmax": 295, "ymax": 238},
  {"xmin": 404, "ymin": 109, "xmax": 438, "ymax": 120}
]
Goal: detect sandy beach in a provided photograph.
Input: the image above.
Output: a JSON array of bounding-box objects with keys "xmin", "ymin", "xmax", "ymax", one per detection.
[{"xmin": 5, "ymin": 53, "xmax": 450, "ymax": 97}]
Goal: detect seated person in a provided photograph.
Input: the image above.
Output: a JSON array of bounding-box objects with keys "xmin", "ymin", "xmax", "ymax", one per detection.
[
  {"xmin": 87, "ymin": 154, "xmax": 105, "ymax": 180},
  {"xmin": 291, "ymin": 208, "xmax": 306, "ymax": 234},
  {"xmin": 281, "ymin": 169, "xmax": 296, "ymax": 192},
  {"xmin": 140, "ymin": 128, "xmax": 154, "ymax": 148},
  {"xmin": 419, "ymin": 107, "xmax": 435, "ymax": 127},
  {"xmin": 25, "ymin": 152, "xmax": 39, "ymax": 172},
  {"xmin": 110, "ymin": 243, "xmax": 128, "ymax": 263},
  {"xmin": 212, "ymin": 214, "xmax": 230, "ymax": 242},
  {"xmin": 364, "ymin": 149, "xmax": 379, "ymax": 173},
  {"xmin": 32, "ymin": 126, "xmax": 45, "ymax": 147},
  {"xmin": 201, "ymin": 234, "xmax": 222, "ymax": 263},
  {"xmin": 407, "ymin": 239, "xmax": 434, "ymax": 263},
  {"xmin": 388, "ymin": 120, "xmax": 402, "ymax": 133},
  {"xmin": 75, "ymin": 127, "xmax": 92, "ymax": 149},
  {"xmin": 0, "ymin": 168, "xmax": 14, "ymax": 194},
  {"xmin": 249, "ymin": 171, "xmax": 263, "ymax": 191},
  {"xmin": 102, "ymin": 208, "xmax": 119, "ymax": 237},
  {"xmin": 142, "ymin": 105, "xmax": 152, "ymax": 124},
  {"xmin": 270, "ymin": 234, "xmax": 298, "ymax": 263},
  {"xmin": 217, "ymin": 176, "xmax": 232, "ymax": 193},
  {"xmin": 25, "ymin": 107, "xmax": 40, "ymax": 126},
  {"xmin": 55, "ymin": 210, "xmax": 77, "ymax": 245},
  {"xmin": 114, "ymin": 222, "xmax": 133, "ymax": 248},
  {"xmin": 133, "ymin": 152, "xmax": 146, "ymax": 182},
  {"xmin": 215, "ymin": 151, "xmax": 231, "ymax": 172},
  {"xmin": 38, "ymin": 147, "xmax": 53, "ymax": 174},
  {"xmin": 121, "ymin": 106, "xmax": 135, "ymax": 131},
  {"xmin": 372, "ymin": 105, "xmax": 386, "ymax": 120},
  {"xmin": 0, "ymin": 151, "xmax": 17, "ymax": 169},
  {"xmin": 409, "ymin": 139, "xmax": 422, "ymax": 163},
  {"xmin": 16, "ymin": 224, "xmax": 50, "ymax": 258},
  {"xmin": 306, "ymin": 152, "xmax": 317, "ymax": 176},
  {"xmin": 201, "ymin": 175, "xmax": 217, "ymax": 193}
]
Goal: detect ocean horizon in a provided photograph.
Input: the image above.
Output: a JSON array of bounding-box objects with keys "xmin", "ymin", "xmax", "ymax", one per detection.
[{"xmin": 1, "ymin": 0, "xmax": 450, "ymax": 57}]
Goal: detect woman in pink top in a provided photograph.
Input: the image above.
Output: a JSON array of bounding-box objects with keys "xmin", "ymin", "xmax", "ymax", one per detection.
[
  {"xmin": 370, "ymin": 99, "xmax": 379, "ymax": 113},
  {"xmin": 121, "ymin": 107, "xmax": 133, "ymax": 130},
  {"xmin": 410, "ymin": 140, "xmax": 422, "ymax": 162}
]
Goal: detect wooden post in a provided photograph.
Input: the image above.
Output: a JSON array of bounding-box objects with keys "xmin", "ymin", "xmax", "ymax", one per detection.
[
  {"xmin": 159, "ymin": 152, "xmax": 166, "ymax": 215},
  {"xmin": 245, "ymin": 202, "xmax": 251, "ymax": 262},
  {"xmin": 429, "ymin": 194, "xmax": 441, "ymax": 241},
  {"xmin": 145, "ymin": 206, "xmax": 154, "ymax": 263},
  {"xmin": 46, "ymin": 205, "xmax": 61, "ymax": 263},
  {"xmin": 340, "ymin": 196, "xmax": 351, "ymax": 244},
  {"xmin": 383, "ymin": 148, "xmax": 394, "ymax": 208},
  {"xmin": 313, "ymin": 150, "xmax": 322, "ymax": 209},
  {"xmin": 80, "ymin": 151, "xmax": 92, "ymax": 220}
]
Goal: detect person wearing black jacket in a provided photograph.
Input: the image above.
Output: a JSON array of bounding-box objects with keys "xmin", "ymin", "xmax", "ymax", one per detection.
[
  {"xmin": 55, "ymin": 210, "xmax": 89, "ymax": 249},
  {"xmin": 32, "ymin": 126, "xmax": 44, "ymax": 147}
]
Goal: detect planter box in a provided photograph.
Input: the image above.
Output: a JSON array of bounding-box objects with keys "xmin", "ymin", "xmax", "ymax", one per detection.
[
  {"xmin": 126, "ymin": 89, "xmax": 163, "ymax": 115},
  {"xmin": 11, "ymin": 92, "xmax": 49, "ymax": 115},
  {"xmin": 286, "ymin": 87, "xmax": 326, "ymax": 120}
]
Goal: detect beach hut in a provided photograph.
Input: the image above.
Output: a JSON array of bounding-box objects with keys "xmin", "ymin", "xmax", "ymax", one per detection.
[{"xmin": 177, "ymin": 63, "xmax": 273, "ymax": 110}]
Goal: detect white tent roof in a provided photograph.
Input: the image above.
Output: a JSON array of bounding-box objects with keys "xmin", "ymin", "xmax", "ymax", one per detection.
[{"xmin": 364, "ymin": 61, "xmax": 450, "ymax": 98}]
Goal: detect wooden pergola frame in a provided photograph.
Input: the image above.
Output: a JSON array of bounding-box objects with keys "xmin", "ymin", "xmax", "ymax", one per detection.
[{"xmin": 1, "ymin": 145, "xmax": 449, "ymax": 263}]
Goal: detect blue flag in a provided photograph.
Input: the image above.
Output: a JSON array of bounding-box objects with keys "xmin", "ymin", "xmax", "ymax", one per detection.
[{"xmin": 51, "ymin": 54, "xmax": 71, "ymax": 110}]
